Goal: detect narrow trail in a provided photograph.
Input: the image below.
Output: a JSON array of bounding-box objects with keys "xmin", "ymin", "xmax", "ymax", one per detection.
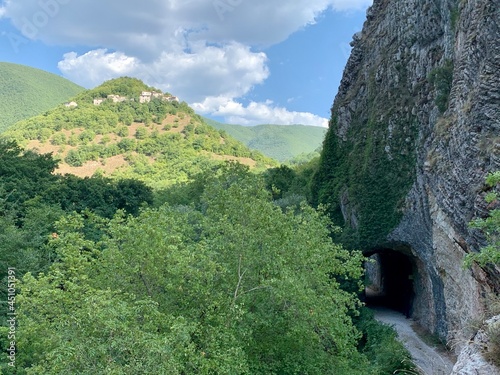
[{"xmin": 371, "ymin": 307, "xmax": 455, "ymax": 375}]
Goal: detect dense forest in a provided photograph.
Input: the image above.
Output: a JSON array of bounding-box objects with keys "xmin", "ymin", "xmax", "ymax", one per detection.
[
  {"xmin": 0, "ymin": 63, "xmax": 84, "ymax": 133},
  {"xmin": 0, "ymin": 78, "xmax": 421, "ymax": 374},
  {"xmin": 204, "ymin": 119, "xmax": 326, "ymax": 162}
]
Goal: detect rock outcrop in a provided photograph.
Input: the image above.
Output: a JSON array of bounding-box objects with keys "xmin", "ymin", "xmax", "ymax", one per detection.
[
  {"xmin": 313, "ymin": 0, "xmax": 500, "ymax": 368},
  {"xmin": 451, "ymin": 315, "xmax": 500, "ymax": 375}
]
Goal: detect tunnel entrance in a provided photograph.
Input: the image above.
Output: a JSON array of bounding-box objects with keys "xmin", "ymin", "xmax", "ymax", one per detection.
[{"xmin": 364, "ymin": 249, "xmax": 415, "ymax": 317}]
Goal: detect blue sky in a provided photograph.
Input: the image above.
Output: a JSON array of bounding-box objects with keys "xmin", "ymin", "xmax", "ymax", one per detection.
[{"xmin": 0, "ymin": 0, "xmax": 371, "ymax": 126}]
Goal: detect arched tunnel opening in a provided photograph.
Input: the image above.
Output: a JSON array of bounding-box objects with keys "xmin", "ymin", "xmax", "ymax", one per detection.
[{"xmin": 364, "ymin": 249, "xmax": 416, "ymax": 317}]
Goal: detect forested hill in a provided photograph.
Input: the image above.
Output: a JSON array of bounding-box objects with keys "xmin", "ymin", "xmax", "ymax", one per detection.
[
  {"xmin": 0, "ymin": 62, "xmax": 84, "ymax": 133},
  {"xmin": 204, "ymin": 118, "xmax": 326, "ymax": 162},
  {"xmin": 2, "ymin": 77, "xmax": 275, "ymax": 189}
]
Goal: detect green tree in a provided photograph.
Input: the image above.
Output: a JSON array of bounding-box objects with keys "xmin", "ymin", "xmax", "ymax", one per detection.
[
  {"xmin": 79, "ymin": 129, "xmax": 96, "ymax": 144},
  {"xmin": 12, "ymin": 167, "xmax": 370, "ymax": 374},
  {"xmin": 12, "ymin": 214, "xmax": 196, "ymax": 375},
  {"xmin": 67, "ymin": 133, "xmax": 79, "ymax": 146},
  {"xmin": 50, "ymin": 132, "xmax": 66, "ymax": 146},
  {"xmin": 428, "ymin": 60, "xmax": 454, "ymax": 113},
  {"xmin": 117, "ymin": 138, "xmax": 136, "ymax": 152},
  {"xmin": 135, "ymin": 126, "xmax": 148, "ymax": 139},
  {"xmin": 264, "ymin": 165, "xmax": 297, "ymax": 199},
  {"xmin": 115, "ymin": 125, "xmax": 129, "ymax": 137},
  {"xmin": 64, "ymin": 149, "xmax": 85, "ymax": 167},
  {"xmin": 0, "ymin": 141, "xmax": 58, "ymax": 211},
  {"xmin": 37, "ymin": 128, "xmax": 52, "ymax": 142},
  {"xmin": 100, "ymin": 134, "xmax": 111, "ymax": 144}
]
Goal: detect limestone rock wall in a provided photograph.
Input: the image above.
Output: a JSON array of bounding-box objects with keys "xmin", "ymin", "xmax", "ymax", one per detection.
[
  {"xmin": 451, "ymin": 315, "xmax": 500, "ymax": 375},
  {"xmin": 317, "ymin": 0, "xmax": 500, "ymax": 356}
]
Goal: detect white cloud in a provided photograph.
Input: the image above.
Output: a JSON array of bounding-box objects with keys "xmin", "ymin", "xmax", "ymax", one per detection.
[
  {"xmin": 58, "ymin": 50, "xmax": 139, "ymax": 87},
  {"xmin": 3, "ymin": 0, "xmax": 371, "ymax": 126},
  {"xmin": 2, "ymin": 0, "xmax": 372, "ymax": 59},
  {"xmin": 192, "ymin": 97, "xmax": 329, "ymax": 127},
  {"xmin": 58, "ymin": 43, "xmax": 269, "ymax": 103}
]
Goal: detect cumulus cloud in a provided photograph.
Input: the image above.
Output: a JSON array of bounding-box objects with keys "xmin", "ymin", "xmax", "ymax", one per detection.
[
  {"xmin": 192, "ymin": 97, "xmax": 328, "ymax": 127},
  {"xmin": 2, "ymin": 0, "xmax": 372, "ymax": 59},
  {"xmin": 58, "ymin": 50, "xmax": 139, "ymax": 87},
  {"xmin": 58, "ymin": 48, "xmax": 328, "ymax": 126},
  {"xmin": 58, "ymin": 43, "xmax": 269, "ymax": 103},
  {"xmin": 2, "ymin": 0, "xmax": 371, "ymax": 125}
]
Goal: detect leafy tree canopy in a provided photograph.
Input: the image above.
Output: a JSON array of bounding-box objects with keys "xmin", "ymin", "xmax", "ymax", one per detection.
[
  {"xmin": 10, "ymin": 167, "xmax": 373, "ymax": 375},
  {"xmin": 0, "ymin": 62, "xmax": 84, "ymax": 133}
]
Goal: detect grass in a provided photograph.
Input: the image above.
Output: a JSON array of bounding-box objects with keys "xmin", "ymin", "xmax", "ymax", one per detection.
[
  {"xmin": 355, "ymin": 308, "xmax": 419, "ymax": 374},
  {"xmin": 446, "ymin": 294, "xmax": 500, "ymax": 367},
  {"xmin": 486, "ymin": 320, "xmax": 500, "ymax": 366},
  {"xmin": 428, "ymin": 60, "xmax": 454, "ymax": 113},
  {"xmin": 484, "ymin": 294, "xmax": 500, "ymax": 366},
  {"xmin": 411, "ymin": 322, "xmax": 455, "ymax": 361}
]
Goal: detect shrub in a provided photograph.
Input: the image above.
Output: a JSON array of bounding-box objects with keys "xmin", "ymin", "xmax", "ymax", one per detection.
[
  {"xmin": 68, "ymin": 134, "xmax": 79, "ymax": 146},
  {"xmin": 355, "ymin": 308, "xmax": 417, "ymax": 374},
  {"xmin": 116, "ymin": 126, "xmax": 129, "ymax": 137},
  {"xmin": 485, "ymin": 321, "xmax": 500, "ymax": 366},
  {"xmin": 50, "ymin": 133, "xmax": 67, "ymax": 146},
  {"xmin": 37, "ymin": 128, "xmax": 52, "ymax": 142},
  {"xmin": 135, "ymin": 127, "xmax": 148, "ymax": 139},
  {"xmin": 101, "ymin": 134, "xmax": 111, "ymax": 144},
  {"xmin": 429, "ymin": 60, "xmax": 454, "ymax": 113},
  {"xmin": 65, "ymin": 149, "xmax": 85, "ymax": 167},
  {"xmin": 464, "ymin": 171, "xmax": 500, "ymax": 267},
  {"xmin": 183, "ymin": 123, "xmax": 195, "ymax": 134},
  {"xmin": 450, "ymin": 4, "xmax": 460, "ymax": 31},
  {"xmin": 117, "ymin": 138, "xmax": 136, "ymax": 152},
  {"xmin": 79, "ymin": 130, "xmax": 96, "ymax": 144}
]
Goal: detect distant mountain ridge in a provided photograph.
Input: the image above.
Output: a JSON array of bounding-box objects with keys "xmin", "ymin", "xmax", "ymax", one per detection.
[
  {"xmin": 0, "ymin": 62, "xmax": 84, "ymax": 133},
  {"xmin": 204, "ymin": 118, "xmax": 326, "ymax": 162}
]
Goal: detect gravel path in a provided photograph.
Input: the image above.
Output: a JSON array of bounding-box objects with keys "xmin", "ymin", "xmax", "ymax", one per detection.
[{"xmin": 372, "ymin": 307, "xmax": 455, "ymax": 375}]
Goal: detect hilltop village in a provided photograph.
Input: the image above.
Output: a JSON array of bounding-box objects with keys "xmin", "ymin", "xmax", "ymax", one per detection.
[{"xmin": 64, "ymin": 91, "xmax": 179, "ymax": 108}]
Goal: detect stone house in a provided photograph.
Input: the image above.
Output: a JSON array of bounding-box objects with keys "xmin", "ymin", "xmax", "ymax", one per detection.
[
  {"xmin": 107, "ymin": 95, "xmax": 127, "ymax": 103},
  {"xmin": 139, "ymin": 91, "xmax": 152, "ymax": 103}
]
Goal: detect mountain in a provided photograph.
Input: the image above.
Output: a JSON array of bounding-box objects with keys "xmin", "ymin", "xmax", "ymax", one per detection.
[
  {"xmin": 312, "ymin": 0, "xmax": 500, "ymax": 365},
  {"xmin": 0, "ymin": 62, "xmax": 84, "ymax": 133},
  {"xmin": 204, "ymin": 118, "xmax": 326, "ymax": 162},
  {"xmin": 2, "ymin": 77, "xmax": 276, "ymax": 189}
]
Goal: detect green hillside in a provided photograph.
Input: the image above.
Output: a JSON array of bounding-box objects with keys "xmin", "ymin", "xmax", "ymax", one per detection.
[
  {"xmin": 2, "ymin": 77, "xmax": 275, "ymax": 190},
  {"xmin": 204, "ymin": 118, "xmax": 326, "ymax": 162},
  {"xmin": 0, "ymin": 62, "xmax": 84, "ymax": 133}
]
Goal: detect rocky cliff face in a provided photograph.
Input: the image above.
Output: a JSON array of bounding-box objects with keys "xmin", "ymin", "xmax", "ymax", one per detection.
[
  {"xmin": 314, "ymin": 0, "xmax": 500, "ymax": 362},
  {"xmin": 451, "ymin": 315, "xmax": 500, "ymax": 375}
]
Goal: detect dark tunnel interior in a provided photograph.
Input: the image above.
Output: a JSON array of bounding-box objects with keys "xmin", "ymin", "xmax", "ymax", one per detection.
[{"xmin": 364, "ymin": 249, "xmax": 415, "ymax": 317}]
